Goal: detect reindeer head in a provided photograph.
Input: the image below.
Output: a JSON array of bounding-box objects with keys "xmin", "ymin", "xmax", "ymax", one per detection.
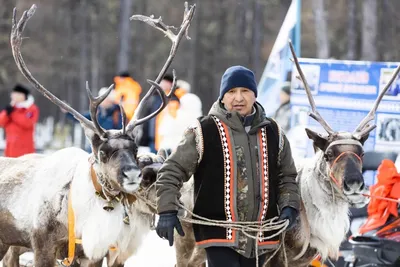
[
  {"xmin": 289, "ymin": 41, "xmax": 400, "ymax": 207},
  {"xmin": 11, "ymin": 4, "xmax": 195, "ymax": 195}
]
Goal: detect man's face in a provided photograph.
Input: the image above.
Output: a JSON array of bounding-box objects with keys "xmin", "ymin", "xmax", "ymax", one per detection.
[
  {"xmin": 10, "ymin": 92, "xmax": 26, "ymax": 104},
  {"xmin": 160, "ymin": 79, "xmax": 172, "ymax": 92},
  {"xmin": 221, "ymin": 87, "xmax": 256, "ymax": 116}
]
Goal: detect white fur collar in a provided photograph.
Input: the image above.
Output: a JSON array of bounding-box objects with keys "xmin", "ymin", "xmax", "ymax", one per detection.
[{"xmin": 15, "ymin": 95, "xmax": 34, "ymax": 109}]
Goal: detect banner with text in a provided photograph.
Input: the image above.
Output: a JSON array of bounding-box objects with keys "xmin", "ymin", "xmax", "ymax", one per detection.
[{"xmin": 288, "ymin": 58, "xmax": 400, "ymax": 185}]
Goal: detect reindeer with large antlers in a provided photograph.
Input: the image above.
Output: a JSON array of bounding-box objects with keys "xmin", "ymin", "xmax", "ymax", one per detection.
[
  {"xmin": 264, "ymin": 42, "xmax": 400, "ymax": 267},
  {"xmin": 173, "ymin": 41, "xmax": 400, "ymax": 267},
  {"xmin": 0, "ymin": 3, "xmax": 195, "ymax": 267}
]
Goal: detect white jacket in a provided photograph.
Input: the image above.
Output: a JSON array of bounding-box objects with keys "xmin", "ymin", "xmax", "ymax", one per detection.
[{"xmin": 158, "ymin": 93, "xmax": 203, "ymax": 151}]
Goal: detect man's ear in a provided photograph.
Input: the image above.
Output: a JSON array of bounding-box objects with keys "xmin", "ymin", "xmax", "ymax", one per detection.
[{"xmin": 305, "ymin": 128, "xmax": 329, "ymax": 151}]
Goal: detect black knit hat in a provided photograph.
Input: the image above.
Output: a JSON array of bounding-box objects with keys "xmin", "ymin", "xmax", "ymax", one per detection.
[
  {"xmin": 118, "ymin": 71, "xmax": 131, "ymax": 78},
  {"xmin": 12, "ymin": 84, "xmax": 30, "ymax": 99},
  {"xmin": 219, "ymin": 66, "xmax": 257, "ymax": 99},
  {"xmin": 162, "ymin": 73, "xmax": 174, "ymax": 83}
]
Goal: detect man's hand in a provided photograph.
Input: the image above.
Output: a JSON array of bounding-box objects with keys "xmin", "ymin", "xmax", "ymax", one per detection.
[
  {"xmin": 156, "ymin": 211, "xmax": 185, "ymax": 246},
  {"xmin": 3, "ymin": 105, "xmax": 14, "ymax": 115},
  {"xmin": 278, "ymin": 206, "xmax": 299, "ymax": 231}
]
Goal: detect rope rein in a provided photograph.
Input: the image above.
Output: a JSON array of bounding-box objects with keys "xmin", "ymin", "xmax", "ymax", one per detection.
[{"xmin": 134, "ymin": 191, "xmax": 290, "ymax": 267}]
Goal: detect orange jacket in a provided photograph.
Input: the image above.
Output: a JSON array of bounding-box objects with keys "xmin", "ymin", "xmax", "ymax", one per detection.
[
  {"xmin": 113, "ymin": 76, "xmax": 142, "ymax": 121},
  {"xmin": 0, "ymin": 101, "xmax": 39, "ymax": 157},
  {"xmin": 358, "ymin": 159, "xmax": 400, "ymax": 234}
]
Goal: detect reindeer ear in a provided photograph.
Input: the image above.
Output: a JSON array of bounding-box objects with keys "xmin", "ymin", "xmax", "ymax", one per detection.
[
  {"xmin": 80, "ymin": 123, "xmax": 102, "ymax": 150},
  {"xmin": 305, "ymin": 128, "xmax": 329, "ymax": 151},
  {"xmin": 129, "ymin": 125, "xmax": 142, "ymax": 144},
  {"xmin": 355, "ymin": 133, "xmax": 369, "ymax": 145}
]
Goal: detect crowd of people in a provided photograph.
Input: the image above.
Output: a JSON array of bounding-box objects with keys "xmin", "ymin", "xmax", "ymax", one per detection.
[{"xmin": 0, "ymin": 71, "xmax": 205, "ymax": 156}]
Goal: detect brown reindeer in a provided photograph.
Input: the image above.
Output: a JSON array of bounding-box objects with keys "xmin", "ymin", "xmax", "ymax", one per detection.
[
  {"xmin": 173, "ymin": 41, "xmax": 400, "ymax": 267},
  {"xmin": 0, "ymin": 3, "xmax": 194, "ymax": 267}
]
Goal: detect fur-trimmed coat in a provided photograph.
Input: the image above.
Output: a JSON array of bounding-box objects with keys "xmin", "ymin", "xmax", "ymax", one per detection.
[{"xmin": 0, "ymin": 95, "xmax": 39, "ymax": 157}]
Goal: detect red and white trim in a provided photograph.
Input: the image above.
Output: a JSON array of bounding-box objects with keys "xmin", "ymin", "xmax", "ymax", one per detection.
[{"xmin": 212, "ymin": 116, "xmax": 236, "ymax": 240}]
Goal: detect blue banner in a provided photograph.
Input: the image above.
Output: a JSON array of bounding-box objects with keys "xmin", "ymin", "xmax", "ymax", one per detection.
[
  {"xmin": 257, "ymin": 0, "xmax": 301, "ymax": 116},
  {"xmin": 288, "ymin": 58, "xmax": 400, "ymax": 185}
]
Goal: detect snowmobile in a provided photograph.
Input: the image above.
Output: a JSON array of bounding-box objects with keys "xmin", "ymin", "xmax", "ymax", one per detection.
[
  {"xmin": 345, "ymin": 158, "xmax": 400, "ymax": 267},
  {"xmin": 310, "ymin": 151, "xmax": 398, "ymax": 267}
]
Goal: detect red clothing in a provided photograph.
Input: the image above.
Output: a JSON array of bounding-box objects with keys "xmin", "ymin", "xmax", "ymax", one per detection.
[{"xmin": 0, "ymin": 100, "xmax": 39, "ymax": 157}]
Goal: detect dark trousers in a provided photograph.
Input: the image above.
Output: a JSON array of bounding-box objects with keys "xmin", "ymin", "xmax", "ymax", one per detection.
[{"xmin": 205, "ymin": 247, "xmax": 267, "ymax": 267}]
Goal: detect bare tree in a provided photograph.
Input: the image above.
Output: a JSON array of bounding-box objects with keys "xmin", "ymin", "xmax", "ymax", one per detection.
[
  {"xmin": 251, "ymin": 0, "xmax": 262, "ymax": 75},
  {"xmin": 117, "ymin": 0, "xmax": 133, "ymax": 73},
  {"xmin": 0, "ymin": 0, "xmax": 16, "ymax": 86},
  {"xmin": 312, "ymin": 0, "xmax": 330, "ymax": 58},
  {"xmin": 361, "ymin": 0, "xmax": 378, "ymax": 60},
  {"xmin": 346, "ymin": 0, "xmax": 356, "ymax": 60}
]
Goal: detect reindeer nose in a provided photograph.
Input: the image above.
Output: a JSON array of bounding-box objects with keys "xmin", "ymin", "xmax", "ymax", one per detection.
[
  {"xmin": 344, "ymin": 174, "xmax": 365, "ymax": 193},
  {"xmin": 121, "ymin": 165, "xmax": 141, "ymax": 179}
]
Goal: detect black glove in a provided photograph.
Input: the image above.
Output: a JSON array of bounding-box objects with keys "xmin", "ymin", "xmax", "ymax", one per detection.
[
  {"xmin": 278, "ymin": 206, "xmax": 299, "ymax": 231},
  {"xmin": 156, "ymin": 211, "xmax": 185, "ymax": 246},
  {"xmin": 3, "ymin": 105, "xmax": 13, "ymax": 115}
]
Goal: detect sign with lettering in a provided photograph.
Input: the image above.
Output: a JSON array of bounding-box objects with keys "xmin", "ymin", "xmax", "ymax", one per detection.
[{"xmin": 287, "ymin": 58, "xmax": 400, "ymax": 185}]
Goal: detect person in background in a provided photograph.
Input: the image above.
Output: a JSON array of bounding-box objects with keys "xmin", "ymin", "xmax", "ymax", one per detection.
[
  {"xmin": 138, "ymin": 74, "xmax": 178, "ymax": 153},
  {"xmin": 63, "ymin": 87, "xmax": 122, "ymax": 152},
  {"xmin": 175, "ymin": 79, "xmax": 191, "ymax": 99},
  {"xmin": 155, "ymin": 94, "xmax": 181, "ymax": 154},
  {"xmin": 0, "ymin": 84, "xmax": 39, "ymax": 157},
  {"xmin": 113, "ymin": 71, "xmax": 142, "ymax": 121},
  {"xmin": 273, "ymin": 81, "xmax": 292, "ymax": 133},
  {"xmin": 155, "ymin": 66, "xmax": 300, "ymax": 267}
]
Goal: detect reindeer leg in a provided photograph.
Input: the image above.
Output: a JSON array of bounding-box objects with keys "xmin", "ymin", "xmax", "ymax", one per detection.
[
  {"xmin": 174, "ymin": 221, "xmax": 197, "ymax": 267},
  {"xmin": 31, "ymin": 229, "xmax": 57, "ymax": 267},
  {"xmin": 0, "ymin": 241, "xmax": 11, "ymax": 262},
  {"xmin": 2, "ymin": 246, "xmax": 25, "ymax": 267},
  {"xmin": 187, "ymin": 246, "xmax": 206, "ymax": 267}
]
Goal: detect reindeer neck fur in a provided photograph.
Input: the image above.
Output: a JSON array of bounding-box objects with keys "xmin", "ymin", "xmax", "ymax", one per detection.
[
  {"xmin": 299, "ymin": 150, "xmax": 350, "ymax": 260},
  {"xmin": 71, "ymin": 156, "xmax": 153, "ymax": 263}
]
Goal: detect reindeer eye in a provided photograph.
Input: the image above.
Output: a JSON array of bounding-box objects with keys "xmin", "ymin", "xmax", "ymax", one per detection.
[
  {"xmin": 326, "ymin": 151, "xmax": 334, "ymax": 159},
  {"xmin": 99, "ymin": 150, "xmax": 107, "ymax": 163}
]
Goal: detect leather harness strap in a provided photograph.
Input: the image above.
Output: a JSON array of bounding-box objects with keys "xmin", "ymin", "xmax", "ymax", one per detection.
[
  {"xmin": 325, "ymin": 139, "xmax": 363, "ymax": 188},
  {"xmin": 62, "ymin": 163, "xmax": 128, "ymax": 266},
  {"xmin": 90, "ymin": 165, "xmax": 104, "ymax": 194},
  {"xmin": 62, "ymin": 190, "xmax": 80, "ymax": 266}
]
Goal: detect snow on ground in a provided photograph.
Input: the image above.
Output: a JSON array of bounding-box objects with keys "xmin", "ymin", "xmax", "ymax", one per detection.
[{"xmin": 0, "ymin": 231, "xmax": 177, "ymax": 267}]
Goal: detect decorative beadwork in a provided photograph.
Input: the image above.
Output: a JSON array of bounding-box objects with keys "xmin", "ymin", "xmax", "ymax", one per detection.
[
  {"xmin": 212, "ymin": 116, "xmax": 234, "ymax": 240},
  {"xmin": 258, "ymin": 127, "xmax": 269, "ymax": 242}
]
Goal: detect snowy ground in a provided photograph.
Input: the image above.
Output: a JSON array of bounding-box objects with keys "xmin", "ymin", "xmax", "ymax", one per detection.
[{"xmin": 0, "ymin": 231, "xmax": 178, "ymax": 267}]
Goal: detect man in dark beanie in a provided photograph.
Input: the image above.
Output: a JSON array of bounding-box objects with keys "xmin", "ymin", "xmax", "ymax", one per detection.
[
  {"xmin": 0, "ymin": 84, "xmax": 39, "ymax": 157},
  {"xmin": 155, "ymin": 65, "xmax": 300, "ymax": 266},
  {"xmin": 273, "ymin": 81, "xmax": 292, "ymax": 133}
]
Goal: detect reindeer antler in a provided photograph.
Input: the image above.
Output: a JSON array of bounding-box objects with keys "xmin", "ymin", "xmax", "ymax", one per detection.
[
  {"xmin": 11, "ymin": 4, "xmax": 111, "ymax": 138},
  {"xmin": 288, "ymin": 40, "xmax": 335, "ymax": 136},
  {"xmin": 86, "ymin": 82, "xmax": 114, "ymax": 138},
  {"xmin": 352, "ymin": 65, "xmax": 400, "ymax": 140},
  {"xmin": 125, "ymin": 2, "xmax": 196, "ymax": 132}
]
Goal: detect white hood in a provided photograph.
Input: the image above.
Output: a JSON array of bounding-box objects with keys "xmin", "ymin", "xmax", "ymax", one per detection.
[
  {"xmin": 177, "ymin": 93, "xmax": 202, "ymax": 118},
  {"xmin": 14, "ymin": 95, "xmax": 35, "ymax": 109}
]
